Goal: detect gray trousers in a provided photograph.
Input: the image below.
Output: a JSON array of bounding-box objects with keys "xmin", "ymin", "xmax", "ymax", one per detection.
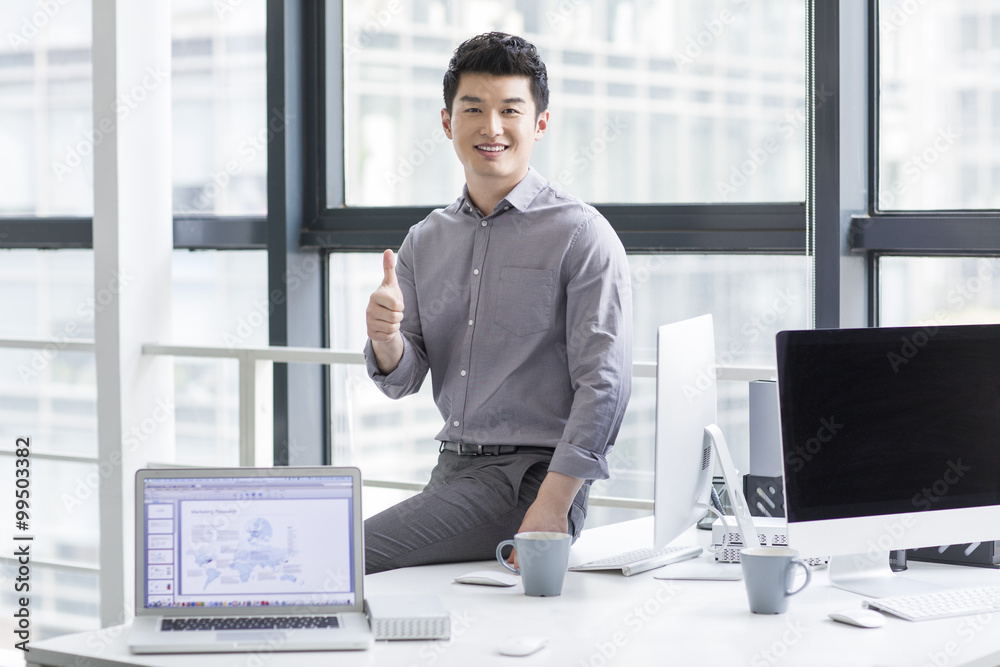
[{"xmin": 364, "ymin": 449, "xmax": 589, "ymax": 574}]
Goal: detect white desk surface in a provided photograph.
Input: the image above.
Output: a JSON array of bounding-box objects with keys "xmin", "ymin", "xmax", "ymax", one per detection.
[{"xmin": 25, "ymin": 517, "xmax": 1000, "ymax": 667}]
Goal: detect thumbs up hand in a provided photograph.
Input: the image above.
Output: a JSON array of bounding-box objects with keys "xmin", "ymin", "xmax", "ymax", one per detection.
[
  {"xmin": 366, "ymin": 249, "xmax": 405, "ymax": 373},
  {"xmin": 380, "ymin": 247, "xmax": 399, "ymax": 290}
]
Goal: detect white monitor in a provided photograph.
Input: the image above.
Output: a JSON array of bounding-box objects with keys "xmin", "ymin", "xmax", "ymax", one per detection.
[
  {"xmin": 776, "ymin": 324, "xmax": 1000, "ymax": 597},
  {"xmin": 653, "ymin": 315, "xmax": 757, "ymax": 552},
  {"xmin": 653, "ymin": 315, "xmax": 716, "ymax": 548}
]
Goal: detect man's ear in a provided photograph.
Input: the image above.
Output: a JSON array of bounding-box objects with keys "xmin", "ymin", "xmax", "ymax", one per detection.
[
  {"xmin": 534, "ymin": 110, "xmax": 549, "ymax": 141},
  {"xmin": 441, "ymin": 108, "xmax": 453, "ymax": 139}
]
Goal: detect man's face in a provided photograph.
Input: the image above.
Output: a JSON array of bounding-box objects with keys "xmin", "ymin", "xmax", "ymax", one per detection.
[{"xmin": 442, "ymin": 72, "xmax": 548, "ymax": 196}]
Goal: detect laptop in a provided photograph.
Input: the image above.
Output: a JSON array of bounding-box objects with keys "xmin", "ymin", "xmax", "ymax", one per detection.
[{"xmin": 128, "ymin": 466, "xmax": 373, "ymax": 654}]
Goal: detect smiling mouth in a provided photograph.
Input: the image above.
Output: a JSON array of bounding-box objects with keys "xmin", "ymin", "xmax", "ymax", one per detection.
[{"xmin": 476, "ymin": 144, "xmax": 507, "ymax": 154}]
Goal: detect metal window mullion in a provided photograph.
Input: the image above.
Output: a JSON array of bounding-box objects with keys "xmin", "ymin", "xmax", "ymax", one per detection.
[
  {"xmin": 868, "ymin": 0, "xmax": 881, "ymax": 216},
  {"xmin": 805, "ymin": 0, "xmax": 817, "ymax": 327},
  {"xmin": 0, "ymin": 217, "xmax": 267, "ymax": 250},
  {"xmin": 808, "ymin": 0, "xmax": 842, "ymax": 329},
  {"xmin": 850, "ymin": 214, "xmax": 1000, "ymax": 252},
  {"xmin": 301, "ymin": 203, "xmax": 809, "ymax": 254}
]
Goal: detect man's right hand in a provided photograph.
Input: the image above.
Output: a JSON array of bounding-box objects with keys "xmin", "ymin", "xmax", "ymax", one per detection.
[{"xmin": 366, "ymin": 249, "xmax": 405, "ymax": 374}]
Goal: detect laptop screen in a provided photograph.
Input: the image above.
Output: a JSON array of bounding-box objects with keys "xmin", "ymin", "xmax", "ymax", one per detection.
[{"xmin": 139, "ymin": 472, "xmax": 358, "ymax": 611}]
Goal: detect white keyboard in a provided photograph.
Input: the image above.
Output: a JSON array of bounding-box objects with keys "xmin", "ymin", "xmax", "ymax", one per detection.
[
  {"xmin": 569, "ymin": 545, "xmax": 703, "ymax": 577},
  {"xmin": 864, "ymin": 585, "xmax": 1000, "ymax": 621}
]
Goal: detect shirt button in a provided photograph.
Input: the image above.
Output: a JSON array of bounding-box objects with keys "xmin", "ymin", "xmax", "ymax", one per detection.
[
  {"xmin": 481, "ymin": 220, "xmax": 487, "ymax": 227},
  {"xmin": 453, "ymin": 420, "xmax": 460, "ymax": 427},
  {"xmin": 504, "ymin": 206, "xmax": 510, "ymax": 211},
  {"xmin": 473, "ymin": 268, "xmax": 480, "ymax": 275},
  {"xmin": 468, "ymin": 319, "xmax": 474, "ymax": 326},
  {"xmin": 461, "ymin": 370, "xmax": 467, "ymax": 376}
]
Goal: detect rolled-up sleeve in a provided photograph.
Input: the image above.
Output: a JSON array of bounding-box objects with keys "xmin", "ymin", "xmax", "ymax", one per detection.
[
  {"xmin": 362, "ymin": 233, "xmax": 430, "ymax": 399},
  {"xmin": 548, "ymin": 215, "xmax": 633, "ymax": 480}
]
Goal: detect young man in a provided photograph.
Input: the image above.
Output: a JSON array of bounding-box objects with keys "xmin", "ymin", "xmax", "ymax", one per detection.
[{"xmin": 363, "ymin": 32, "xmax": 632, "ymax": 574}]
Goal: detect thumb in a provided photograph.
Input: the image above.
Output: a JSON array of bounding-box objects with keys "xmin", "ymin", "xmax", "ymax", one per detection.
[{"xmin": 382, "ymin": 249, "xmax": 398, "ymax": 287}]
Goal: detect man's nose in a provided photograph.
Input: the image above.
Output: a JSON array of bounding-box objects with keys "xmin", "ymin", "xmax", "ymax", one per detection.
[{"xmin": 483, "ymin": 111, "xmax": 503, "ymax": 137}]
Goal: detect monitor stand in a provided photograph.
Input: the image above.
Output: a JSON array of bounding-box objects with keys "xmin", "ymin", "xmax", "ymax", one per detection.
[
  {"xmin": 827, "ymin": 552, "xmax": 944, "ymax": 598},
  {"xmin": 657, "ymin": 426, "xmax": 759, "ymax": 583},
  {"xmin": 704, "ymin": 424, "xmax": 760, "ymax": 553}
]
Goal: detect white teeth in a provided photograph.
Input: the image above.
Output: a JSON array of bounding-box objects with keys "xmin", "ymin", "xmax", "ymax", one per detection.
[{"xmin": 478, "ymin": 145, "xmax": 506, "ymax": 152}]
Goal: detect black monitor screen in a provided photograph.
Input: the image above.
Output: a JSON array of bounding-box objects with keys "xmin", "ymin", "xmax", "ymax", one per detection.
[{"xmin": 776, "ymin": 324, "xmax": 1000, "ymax": 523}]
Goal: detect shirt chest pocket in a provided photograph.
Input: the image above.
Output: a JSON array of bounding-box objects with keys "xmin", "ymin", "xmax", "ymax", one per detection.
[{"xmin": 494, "ymin": 267, "xmax": 556, "ymax": 337}]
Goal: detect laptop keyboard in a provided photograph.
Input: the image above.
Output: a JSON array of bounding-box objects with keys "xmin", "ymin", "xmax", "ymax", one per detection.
[{"xmin": 162, "ymin": 616, "xmax": 340, "ymax": 631}]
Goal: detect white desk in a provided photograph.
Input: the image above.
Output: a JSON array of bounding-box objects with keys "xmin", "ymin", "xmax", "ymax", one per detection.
[{"xmin": 25, "ymin": 518, "xmax": 1000, "ymax": 667}]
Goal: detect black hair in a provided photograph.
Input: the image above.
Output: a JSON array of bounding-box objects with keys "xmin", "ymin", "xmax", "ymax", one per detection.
[{"xmin": 442, "ymin": 32, "xmax": 549, "ymax": 117}]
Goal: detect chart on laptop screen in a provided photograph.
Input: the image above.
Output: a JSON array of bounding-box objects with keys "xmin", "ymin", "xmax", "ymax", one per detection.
[
  {"xmin": 177, "ymin": 498, "xmax": 348, "ymax": 595},
  {"xmin": 142, "ymin": 475, "xmax": 356, "ymax": 609}
]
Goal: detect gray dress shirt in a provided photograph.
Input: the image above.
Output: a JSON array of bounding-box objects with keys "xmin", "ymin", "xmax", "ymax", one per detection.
[{"xmin": 364, "ymin": 167, "xmax": 632, "ymax": 481}]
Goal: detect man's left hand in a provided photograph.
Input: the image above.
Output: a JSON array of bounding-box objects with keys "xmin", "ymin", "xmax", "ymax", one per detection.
[{"xmin": 507, "ymin": 471, "xmax": 583, "ymax": 568}]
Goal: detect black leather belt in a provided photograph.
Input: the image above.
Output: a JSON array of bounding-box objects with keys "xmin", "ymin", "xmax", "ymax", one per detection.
[{"xmin": 439, "ymin": 441, "xmax": 550, "ymax": 456}]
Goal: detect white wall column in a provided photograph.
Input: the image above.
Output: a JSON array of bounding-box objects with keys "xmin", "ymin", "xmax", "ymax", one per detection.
[{"xmin": 92, "ymin": 0, "xmax": 174, "ymax": 627}]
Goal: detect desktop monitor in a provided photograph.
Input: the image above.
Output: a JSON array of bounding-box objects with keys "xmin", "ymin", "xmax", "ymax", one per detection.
[
  {"xmin": 776, "ymin": 324, "xmax": 1000, "ymax": 596},
  {"xmin": 653, "ymin": 315, "xmax": 718, "ymax": 548}
]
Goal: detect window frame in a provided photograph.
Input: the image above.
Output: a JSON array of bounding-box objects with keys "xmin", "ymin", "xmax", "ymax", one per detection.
[
  {"xmin": 851, "ymin": 0, "xmax": 1000, "ymax": 299},
  {"xmin": 0, "ymin": 217, "xmax": 266, "ymax": 250}
]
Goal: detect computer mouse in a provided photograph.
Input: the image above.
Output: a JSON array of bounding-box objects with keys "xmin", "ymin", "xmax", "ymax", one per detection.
[
  {"xmin": 454, "ymin": 570, "xmax": 519, "ymax": 587},
  {"xmin": 828, "ymin": 608, "xmax": 887, "ymax": 628},
  {"xmin": 498, "ymin": 635, "xmax": 548, "ymax": 657}
]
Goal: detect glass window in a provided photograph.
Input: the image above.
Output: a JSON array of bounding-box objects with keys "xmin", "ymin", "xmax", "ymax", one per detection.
[
  {"xmin": 171, "ymin": 250, "xmax": 268, "ymax": 466},
  {"xmin": 879, "ymin": 256, "xmax": 1000, "ymax": 327},
  {"xmin": 329, "ymin": 252, "xmax": 809, "ymax": 522},
  {"xmin": 0, "ymin": 249, "xmax": 267, "ymax": 466},
  {"xmin": 0, "ymin": 247, "xmax": 266, "ymax": 637},
  {"xmin": 0, "ymin": 457, "xmax": 98, "ymax": 567},
  {"xmin": 0, "ymin": 250, "xmax": 97, "ymax": 457},
  {"xmin": 626, "ymin": 254, "xmax": 810, "ymax": 366},
  {"xmin": 172, "ymin": 0, "xmax": 267, "ymax": 215},
  {"xmin": 0, "ymin": 0, "xmax": 267, "ymax": 217},
  {"xmin": 0, "ymin": 456, "xmax": 99, "ymax": 639},
  {"xmin": 0, "ymin": 0, "xmax": 93, "ymax": 215},
  {"xmin": 878, "ymin": 0, "xmax": 999, "ymax": 209},
  {"xmin": 598, "ymin": 253, "xmax": 809, "ymax": 522},
  {"xmin": 337, "ymin": 0, "xmax": 806, "ymax": 206}
]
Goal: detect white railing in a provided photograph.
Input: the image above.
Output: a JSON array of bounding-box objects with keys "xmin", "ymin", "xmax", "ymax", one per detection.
[
  {"xmin": 0, "ymin": 337, "xmax": 776, "ymax": 512},
  {"xmin": 141, "ymin": 343, "xmax": 775, "ymax": 510}
]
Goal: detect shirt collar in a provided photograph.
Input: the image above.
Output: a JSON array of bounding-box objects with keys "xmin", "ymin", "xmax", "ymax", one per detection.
[
  {"xmin": 460, "ymin": 167, "xmax": 548, "ymax": 216},
  {"xmin": 501, "ymin": 167, "xmax": 547, "ymax": 212}
]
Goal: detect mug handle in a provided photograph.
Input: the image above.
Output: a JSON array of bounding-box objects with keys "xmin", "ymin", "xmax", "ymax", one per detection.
[
  {"xmin": 496, "ymin": 539, "xmax": 519, "ymax": 574},
  {"xmin": 785, "ymin": 558, "xmax": 812, "ymax": 597}
]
